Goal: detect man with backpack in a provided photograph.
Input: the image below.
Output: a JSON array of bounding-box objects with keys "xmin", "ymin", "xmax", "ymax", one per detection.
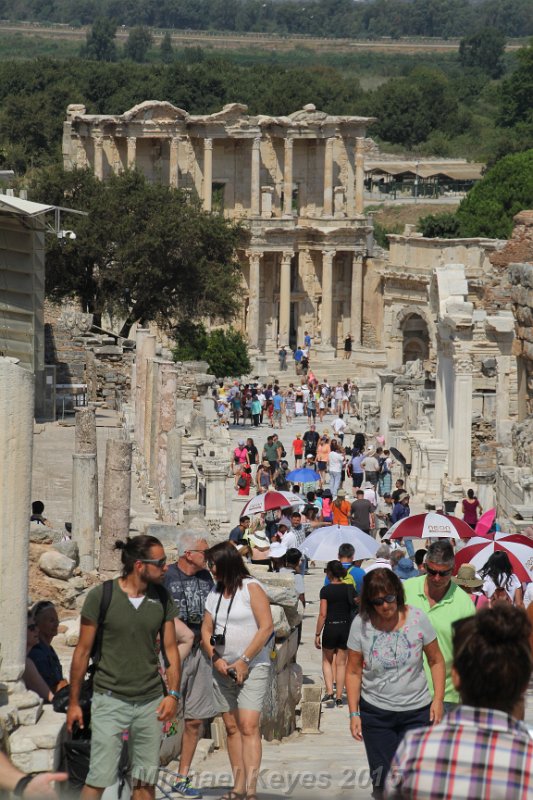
[{"xmin": 67, "ymin": 535, "xmax": 181, "ymax": 800}]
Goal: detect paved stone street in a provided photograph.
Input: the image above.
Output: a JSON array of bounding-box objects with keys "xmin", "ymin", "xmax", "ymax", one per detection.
[{"xmin": 31, "ymin": 402, "xmax": 533, "ymax": 798}]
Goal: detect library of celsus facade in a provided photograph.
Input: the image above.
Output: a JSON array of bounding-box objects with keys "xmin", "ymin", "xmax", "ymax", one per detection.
[{"xmin": 63, "ymin": 100, "xmax": 379, "ymax": 372}]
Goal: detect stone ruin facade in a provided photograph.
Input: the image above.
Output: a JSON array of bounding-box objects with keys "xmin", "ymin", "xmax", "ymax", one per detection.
[{"xmin": 63, "ymin": 101, "xmax": 379, "ymax": 375}]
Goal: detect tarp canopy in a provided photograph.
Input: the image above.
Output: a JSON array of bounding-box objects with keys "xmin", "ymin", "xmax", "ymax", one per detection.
[{"xmin": 366, "ymin": 161, "xmax": 483, "ymax": 181}]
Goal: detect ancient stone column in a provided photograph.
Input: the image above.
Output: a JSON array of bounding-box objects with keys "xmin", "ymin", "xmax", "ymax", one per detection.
[
  {"xmin": 346, "ymin": 137, "xmax": 355, "ymax": 216},
  {"xmin": 72, "ymin": 454, "xmax": 98, "ymax": 571},
  {"xmin": 251, "ymin": 136, "xmax": 261, "ymax": 216},
  {"xmin": 448, "ymin": 356, "xmax": 473, "ymax": 483},
  {"xmin": 0, "ymin": 358, "xmax": 34, "ymax": 682},
  {"xmin": 127, "ymin": 136, "xmax": 137, "ymax": 169},
  {"xmin": 93, "ymin": 134, "xmax": 104, "ymax": 180},
  {"xmin": 321, "ymin": 250, "xmax": 335, "ymax": 347},
  {"xmin": 279, "ymin": 251, "xmax": 292, "ymax": 347},
  {"xmin": 248, "ymin": 252, "xmax": 261, "ymax": 349},
  {"xmin": 350, "ymin": 255, "xmax": 364, "ymax": 346},
  {"xmin": 261, "ymin": 186, "xmax": 274, "ymax": 218},
  {"xmin": 136, "ymin": 332, "xmax": 156, "ymax": 456},
  {"xmin": 99, "ymin": 439, "xmax": 132, "ymax": 575},
  {"xmin": 77, "ymin": 136, "xmax": 88, "ymax": 169},
  {"xmin": 170, "ymin": 136, "xmax": 180, "ymax": 188},
  {"xmin": 203, "ymin": 137, "xmax": 213, "ymax": 212},
  {"xmin": 145, "ymin": 358, "xmax": 159, "ymax": 481},
  {"xmin": 323, "ymin": 137, "xmax": 334, "ymax": 217},
  {"xmin": 156, "ymin": 363, "xmax": 179, "ymax": 508},
  {"xmin": 355, "ymin": 137, "xmax": 365, "ymax": 216},
  {"xmin": 72, "ymin": 407, "xmax": 99, "ymax": 570},
  {"xmin": 204, "ymin": 461, "xmax": 230, "ymax": 522},
  {"xmin": 166, "ymin": 427, "xmax": 183, "ymax": 503},
  {"xmin": 283, "ymin": 137, "xmax": 294, "ymax": 218},
  {"xmin": 378, "ymin": 373, "xmax": 396, "ymax": 445},
  {"xmin": 434, "ymin": 353, "xmax": 452, "ymax": 445}
]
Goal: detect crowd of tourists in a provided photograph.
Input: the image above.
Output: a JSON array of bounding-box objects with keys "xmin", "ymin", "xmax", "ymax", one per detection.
[{"xmin": 20, "ymin": 390, "xmax": 533, "ymax": 800}]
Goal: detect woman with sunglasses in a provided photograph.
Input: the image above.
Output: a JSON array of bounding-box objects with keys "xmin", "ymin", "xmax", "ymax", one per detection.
[
  {"xmin": 345, "ymin": 569, "xmax": 445, "ymax": 800},
  {"xmin": 201, "ymin": 542, "xmax": 273, "ymax": 800}
]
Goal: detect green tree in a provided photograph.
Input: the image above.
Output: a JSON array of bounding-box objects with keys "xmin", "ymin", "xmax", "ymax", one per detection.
[
  {"xmin": 418, "ymin": 212, "xmax": 461, "ymax": 238},
  {"xmin": 204, "ymin": 328, "xmax": 251, "ymax": 378},
  {"xmin": 124, "ymin": 26, "xmax": 153, "ymax": 63},
  {"xmin": 81, "ymin": 18, "xmax": 118, "ymax": 62},
  {"xmin": 456, "ymin": 149, "xmax": 533, "ymax": 238},
  {"xmin": 459, "ymin": 28, "xmax": 506, "ymax": 79},
  {"xmin": 172, "ymin": 321, "xmax": 209, "ymax": 361},
  {"xmin": 499, "ymin": 41, "xmax": 533, "ymax": 128},
  {"xmin": 160, "ymin": 31, "xmax": 174, "ymax": 63},
  {"xmin": 29, "ymin": 166, "xmax": 244, "ymax": 335}
]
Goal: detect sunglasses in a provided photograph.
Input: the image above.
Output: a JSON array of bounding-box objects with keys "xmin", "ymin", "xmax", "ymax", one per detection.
[
  {"xmin": 426, "ymin": 566, "xmax": 453, "ymax": 577},
  {"xmin": 370, "ymin": 594, "xmax": 397, "ymax": 606},
  {"xmin": 139, "ymin": 557, "xmax": 167, "ymax": 568},
  {"xmin": 27, "ymin": 623, "xmax": 37, "ymax": 631}
]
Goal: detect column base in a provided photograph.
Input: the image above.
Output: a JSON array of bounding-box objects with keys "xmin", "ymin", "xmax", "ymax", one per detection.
[{"xmin": 313, "ymin": 344, "xmax": 336, "ymax": 360}]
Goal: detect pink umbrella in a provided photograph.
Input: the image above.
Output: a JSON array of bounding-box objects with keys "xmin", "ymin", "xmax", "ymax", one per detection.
[
  {"xmin": 454, "ymin": 534, "xmax": 533, "ymax": 583},
  {"xmin": 475, "ymin": 508, "xmax": 497, "ymax": 537}
]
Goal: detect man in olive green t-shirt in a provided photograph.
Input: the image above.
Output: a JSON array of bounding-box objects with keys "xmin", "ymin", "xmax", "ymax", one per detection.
[
  {"xmin": 403, "ymin": 540, "xmax": 474, "ymax": 709},
  {"xmin": 67, "ymin": 535, "xmax": 180, "ymax": 799}
]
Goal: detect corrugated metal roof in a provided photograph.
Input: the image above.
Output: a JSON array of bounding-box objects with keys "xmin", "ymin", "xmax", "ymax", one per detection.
[{"xmin": 0, "ymin": 195, "xmax": 54, "ymax": 217}]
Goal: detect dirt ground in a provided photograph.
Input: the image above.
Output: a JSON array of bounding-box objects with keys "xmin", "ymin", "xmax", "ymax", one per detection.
[{"xmin": 370, "ymin": 201, "xmax": 460, "ymax": 231}]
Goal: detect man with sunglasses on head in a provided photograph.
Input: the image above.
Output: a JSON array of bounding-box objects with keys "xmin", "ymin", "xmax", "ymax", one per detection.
[
  {"xmin": 67, "ymin": 535, "xmax": 181, "ymax": 800},
  {"xmin": 403, "ymin": 540, "xmax": 474, "ymax": 712},
  {"xmin": 164, "ymin": 533, "xmax": 215, "ymax": 798}
]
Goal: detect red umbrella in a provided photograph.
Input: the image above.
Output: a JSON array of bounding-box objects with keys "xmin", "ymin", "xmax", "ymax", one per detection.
[
  {"xmin": 240, "ymin": 490, "xmax": 304, "ymax": 516},
  {"xmin": 475, "ymin": 508, "xmax": 497, "ymax": 537},
  {"xmin": 386, "ymin": 512, "xmax": 475, "ymax": 542},
  {"xmin": 454, "ymin": 534, "xmax": 533, "ymax": 583}
]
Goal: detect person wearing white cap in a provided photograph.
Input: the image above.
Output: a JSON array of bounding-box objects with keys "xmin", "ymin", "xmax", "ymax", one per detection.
[
  {"xmin": 269, "ymin": 541, "xmax": 288, "ymax": 573},
  {"xmin": 248, "ymin": 529, "xmax": 271, "ymax": 567}
]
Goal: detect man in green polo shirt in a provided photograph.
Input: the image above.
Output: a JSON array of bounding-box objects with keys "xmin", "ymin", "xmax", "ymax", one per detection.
[
  {"xmin": 403, "ymin": 539, "xmax": 474, "ymax": 711},
  {"xmin": 67, "ymin": 535, "xmax": 181, "ymax": 799},
  {"xmin": 262, "ymin": 435, "xmax": 280, "ymax": 475}
]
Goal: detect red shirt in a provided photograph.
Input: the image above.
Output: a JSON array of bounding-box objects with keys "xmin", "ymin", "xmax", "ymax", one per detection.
[
  {"xmin": 237, "ymin": 473, "xmax": 252, "ymax": 496},
  {"xmin": 293, "ymin": 438, "xmax": 304, "ymax": 456}
]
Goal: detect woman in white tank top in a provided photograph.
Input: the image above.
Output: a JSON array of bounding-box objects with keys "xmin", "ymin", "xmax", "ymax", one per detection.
[{"xmin": 202, "ymin": 542, "xmax": 273, "ymax": 800}]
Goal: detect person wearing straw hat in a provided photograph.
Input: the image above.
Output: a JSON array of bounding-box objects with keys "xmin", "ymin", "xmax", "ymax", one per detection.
[{"xmin": 452, "ymin": 564, "xmax": 488, "ymax": 609}]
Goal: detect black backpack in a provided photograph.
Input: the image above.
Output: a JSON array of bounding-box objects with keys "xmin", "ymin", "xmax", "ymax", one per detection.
[{"xmin": 53, "ymin": 580, "xmax": 170, "ymax": 715}]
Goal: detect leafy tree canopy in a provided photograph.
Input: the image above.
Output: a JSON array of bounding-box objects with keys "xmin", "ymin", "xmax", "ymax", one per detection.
[
  {"xmin": 456, "ymin": 149, "xmax": 533, "ymax": 238},
  {"xmin": 172, "ymin": 322, "xmax": 251, "ymax": 378},
  {"xmin": 28, "ymin": 165, "xmax": 245, "ymax": 336},
  {"xmin": 459, "ymin": 27, "xmax": 506, "ymax": 79},
  {"xmin": 81, "ymin": 17, "xmax": 117, "ymax": 62},
  {"xmin": 418, "ymin": 211, "xmax": 461, "ymax": 238},
  {"xmin": 499, "ymin": 41, "xmax": 533, "ymax": 129},
  {"xmin": 124, "ymin": 26, "xmax": 153, "ymax": 63}
]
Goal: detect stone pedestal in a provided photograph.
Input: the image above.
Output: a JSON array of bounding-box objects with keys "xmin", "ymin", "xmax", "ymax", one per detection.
[
  {"xmin": 99, "ymin": 439, "xmax": 132, "ymax": 575},
  {"xmin": 166, "ymin": 428, "xmax": 183, "ymax": 504},
  {"xmin": 203, "ymin": 461, "xmax": 229, "ymax": 522},
  {"xmin": 449, "ymin": 360, "xmax": 473, "ymax": 483},
  {"xmin": 0, "ymin": 359, "xmax": 34, "ymax": 683},
  {"xmin": 72, "ymin": 453, "xmax": 98, "ymax": 571},
  {"xmin": 261, "ymin": 186, "xmax": 273, "ymax": 218}
]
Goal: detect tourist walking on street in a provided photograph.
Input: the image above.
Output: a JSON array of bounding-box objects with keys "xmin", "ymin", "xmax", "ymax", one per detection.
[
  {"xmin": 462, "ymin": 488, "xmax": 482, "ymax": 529},
  {"xmin": 387, "ymin": 604, "xmax": 533, "ymax": 799},
  {"xmin": 67, "ymin": 536, "xmax": 181, "ymax": 800},
  {"xmin": 251, "ymin": 394, "xmax": 261, "ymax": 428},
  {"xmin": 232, "ymin": 441, "xmax": 249, "ymax": 488},
  {"xmin": 328, "ymin": 439, "xmax": 345, "ymax": 497},
  {"xmin": 316, "ymin": 561, "xmax": 358, "ymax": 707},
  {"xmin": 361, "ymin": 448, "xmax": 380, "ymax": 489},
  {"xmin": 165, "ymin": 535, "xmax": 216, "ymax": 798},
  {"xmin": 316, "ymin": 434, "xmax": 331, "ymax": 487},
  {"xmin": 291, "ymin": 432, "xmax": 304, "ymax": 468},
  {"xmin": 350, "ymin": 490, "xmax": 375, "ymax": 535},
  {"xmin": 278, "ymin": 346, "xmax": 287, "ymax": 372},
  {"xmin": 344, "ymin": 334, "xmax": 352, "ymax": 359},
  {"xmin": 346, "ymin": 569, "xmax": 445, "ymax": 799},
  {"xmin": 256, "ymin": 460, "xmax": 271, "ymax": 493},
  {"xmin": 306, "ymin": 392, "xmax": 317, "ymax": 422},
  {"xmin": 303, "ymin": 424, "xmax": 319, "ymax": 460},
  {"xmin": 479, "ymin": 551, "xmax": 524, "ymax": 606},
  {"xmin": 202, "ymin": 543, "xmax": 273, "ymax": 800},
  {"xmin": 332, "ymin": 489, "xmax": 351, "ymax": 526},
  {"xmin": 391, "ymin": 493, "xmax": 412, "ymax": 555},
  {"xmin": 403, "ymin": 541, "xmax": 475, "ymax": 712}
]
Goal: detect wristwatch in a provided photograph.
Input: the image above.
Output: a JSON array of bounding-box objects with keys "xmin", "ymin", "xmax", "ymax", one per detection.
[
  {"xmin": 168, "ymin": 690, "xmax": 181, "ymax": 702},
  {"xmin": 239, "ymin": 653, "xmax": 251, "ymax": 664}
]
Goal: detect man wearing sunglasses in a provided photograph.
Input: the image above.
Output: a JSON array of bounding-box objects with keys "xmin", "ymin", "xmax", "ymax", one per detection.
[
  {"xmin": 403, "ymin": 540, "xmax": 474, "ymax": 712},
  {"xmin": 67, "ymin": 535, "xmax": 180, "ymax": 800}
]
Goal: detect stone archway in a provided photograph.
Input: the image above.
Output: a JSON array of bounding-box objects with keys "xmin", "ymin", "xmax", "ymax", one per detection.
[
  {"xmin": 401, "ymin": 313, "xmax": 430, "ymax": 363},
  {"xmin": 392, "ymin": 305, "xmax": 436, "ymax": 365}
]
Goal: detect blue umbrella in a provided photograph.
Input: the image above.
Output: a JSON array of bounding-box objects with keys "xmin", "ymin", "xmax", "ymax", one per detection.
[{"xmin": 286, "ymin": 467, "xmax": 320, "ymax": 483}]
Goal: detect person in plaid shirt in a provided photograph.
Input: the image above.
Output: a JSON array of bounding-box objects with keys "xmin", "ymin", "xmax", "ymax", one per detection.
[{"xmin": 386, "ymin": 603, "xmax": 533, "ymax": 799}]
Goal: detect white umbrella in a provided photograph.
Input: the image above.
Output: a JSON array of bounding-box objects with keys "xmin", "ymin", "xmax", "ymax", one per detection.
[{"xmin": 300, "ymin": 524, "xmax": 379, "ymax": 561}]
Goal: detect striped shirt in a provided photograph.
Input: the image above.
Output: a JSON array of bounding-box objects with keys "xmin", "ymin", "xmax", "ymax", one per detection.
[{"xmin": 385, "ymin": 705, "xmax": 533, "ymax": 799}]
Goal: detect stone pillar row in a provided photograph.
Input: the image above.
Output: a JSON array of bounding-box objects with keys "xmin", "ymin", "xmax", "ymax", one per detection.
[{"xmin": 88, "ymin": 132, "xmax": 366, "ymax": 218}]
